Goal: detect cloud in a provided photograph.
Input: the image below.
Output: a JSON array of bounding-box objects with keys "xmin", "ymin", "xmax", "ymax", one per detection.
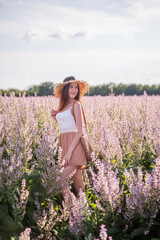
[
  {"xmin": 18, "ymin": 27, "xmax": 87, "ymax": 42},
  {"xmin": 71, "ymin": 29, "xmax": 87, "ymax": 39},
  {"xmin": 49, "ymin": 28, "xmax": 64, "ymax": 39},
  {"xmin": 128, "ymin": 0, "xmax": 160, "ymax": 25},
  {"xmin": 15, "ymin": 7, "xmax": 139, "ymax": 43},
  {"xmin": 0, "ymin": 0, "xmax": 145, "ymax": 40},
  {"xmin": 18, "ymin": 28, "xmax": 61, "ymax": 42},
  {"xmin": 18, "ymin": 28, "xmax": 45, "ymax": 41},
  {"xmin": 1, "ymin": 0, "xmax": 160, "ymax": 45}
]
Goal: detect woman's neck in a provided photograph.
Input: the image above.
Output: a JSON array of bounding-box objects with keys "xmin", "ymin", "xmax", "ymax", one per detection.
[{"xmin": 68, "ymin": 98, "xmax": 76, "ymax": 104}]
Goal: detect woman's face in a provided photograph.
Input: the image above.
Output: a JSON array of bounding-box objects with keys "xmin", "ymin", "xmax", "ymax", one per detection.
[{"xmin": 68, "ymin": 82, "xmax": 79, "ymax": 99}]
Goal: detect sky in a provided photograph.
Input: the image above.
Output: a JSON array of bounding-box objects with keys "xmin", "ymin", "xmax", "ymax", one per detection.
[{"xmin": 0, "ymin": 0, "xmax": 160, "ymax": 90}]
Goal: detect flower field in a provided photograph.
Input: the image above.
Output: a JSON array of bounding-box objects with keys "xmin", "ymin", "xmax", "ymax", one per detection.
[{"xmin": 0, "ymin": 93, "xmax": 160, "ymax": 240}]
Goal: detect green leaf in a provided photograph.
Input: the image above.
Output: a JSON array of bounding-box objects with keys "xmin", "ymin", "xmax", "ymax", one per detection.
[
  {"xmin": 27, "ymin": 211, "xmax": 35, "ymax": 225},
  {"xmin": 130, "ymin": 227, "xmax": 145, "ymax": 239},
  {"xmin": 153, "ymin": 221, "xmax": 160, "ymax": 226},
  {"xmin": 55, "ymin": 204, "xmax": 59, "ymax": 211},
  {"xmin": 28, "ymin": 196, "xmax": 35, "ymax": 203},
  {"xmin": 150, "ymin": 165, "xmax": 154, "ymax": 168},
  {"xmin": 31, "ymin": 183, "xmax": 45, "ymax": 195},
  {"xmin": 118, "ymin": 218, "xmax": 128, "ymax": 227},
  {"xmin": 151, "ymin": 239, "xmax": 160, "ymax": 240},
  {"xmin": 107, "ymin": 227, "xmax": 119, "ymax": 236},
  {"xmin": 7, "ymin": 195, "xmax": 15, "ymax": 204},
  {"xmin": 0, "ymin": 204, "xmax": 8, "ymax": 219},
  {"xmin": 90, "ymin": 203, "xmax": 97, "ymax": 209},
  {"xmin": 1, "ymin": 214, "xmax": 18, "ymax": 231},
  {"xmin": 17, "ymin": 221, "xmax": 24, "ymax": 230}
]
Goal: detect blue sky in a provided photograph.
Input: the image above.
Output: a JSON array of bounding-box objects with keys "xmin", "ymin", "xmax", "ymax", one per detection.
[{"xmin": 0, "ymin": 0, "xmax": 160, "ymax": 90}]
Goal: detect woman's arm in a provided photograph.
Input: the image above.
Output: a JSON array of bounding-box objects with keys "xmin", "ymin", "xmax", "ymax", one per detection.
[
  {"xmin": 68, "ymin": 101, "xmax": 83, "ymax": 153},
  {"xmin": 63, "ymin": 101, "xmax": 83, "ymax": 165}
]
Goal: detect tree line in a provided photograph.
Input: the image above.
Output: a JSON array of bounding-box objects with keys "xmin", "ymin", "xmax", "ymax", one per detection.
[{"xmin": 0, "ymin": 81, "xmax": 160, "ymax": 96}]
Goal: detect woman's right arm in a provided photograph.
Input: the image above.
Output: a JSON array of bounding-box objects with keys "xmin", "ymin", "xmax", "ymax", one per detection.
[{"xmin": 51, "ymin": 109, "xmax": 57, "ymax": 120}]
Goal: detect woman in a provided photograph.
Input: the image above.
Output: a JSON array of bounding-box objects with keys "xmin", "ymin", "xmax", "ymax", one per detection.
[{"xmin": 51, "ymin": 76, "xmax": 89, "ymax": 209}]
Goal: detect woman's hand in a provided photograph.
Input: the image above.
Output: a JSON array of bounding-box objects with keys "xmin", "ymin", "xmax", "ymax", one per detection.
[
  {"xmin": 63, "ymin": 150, "xmax": 72, "ymax": 167},
  {"xmin": 51, "ymin": 109, "xmax": 57, "ymax": 120}
]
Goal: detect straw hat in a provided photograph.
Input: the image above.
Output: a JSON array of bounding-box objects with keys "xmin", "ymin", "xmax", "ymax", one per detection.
[{"xmin": 53, "ymin": 76, "xmax": 89, "ymax": 98}]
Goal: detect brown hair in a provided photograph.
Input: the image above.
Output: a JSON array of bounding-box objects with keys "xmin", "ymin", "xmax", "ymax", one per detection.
[{"xmin": 57, "ymin": 76, "xmax": 81, "ymax": 112}]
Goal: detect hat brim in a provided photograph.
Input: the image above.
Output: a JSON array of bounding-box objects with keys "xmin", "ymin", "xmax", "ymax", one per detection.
[{"xmin": 53, "ymin": 80, "xmax": 89, "ymax": 98}]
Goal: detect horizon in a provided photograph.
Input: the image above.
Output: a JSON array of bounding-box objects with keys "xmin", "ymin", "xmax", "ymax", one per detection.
[{"xmin": 0, "ymin": 81, "xmax": 159, "ymax": 92}]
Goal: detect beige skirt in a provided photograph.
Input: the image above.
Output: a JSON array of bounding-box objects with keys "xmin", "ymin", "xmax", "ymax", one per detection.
[{"xmin": 59, "ymin": 132, "xmax": 87, "ymax": 169}]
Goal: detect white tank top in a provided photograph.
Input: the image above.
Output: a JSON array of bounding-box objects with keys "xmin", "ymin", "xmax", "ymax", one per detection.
[{"xmin": 56, "ymin": 105, "xmax": 77, "ymax": 134}]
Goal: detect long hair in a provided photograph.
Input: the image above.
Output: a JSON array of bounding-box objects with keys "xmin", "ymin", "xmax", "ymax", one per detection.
[{"xmin": 57, "ymin": 76, "xmax": 81, "ymax": 112}]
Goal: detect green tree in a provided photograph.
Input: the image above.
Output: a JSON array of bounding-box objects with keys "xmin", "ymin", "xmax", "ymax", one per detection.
[
  {"xmin": 27, "ymin": 85, "xmax": 39, "ymax": 96},
  {"xmin": 38, "ymin": 82, "xmax": 55, "ymax": 96},
  {"xmin": 157, "ymin": 84, "xmax": 160, "ymax": 95},
  {"xmin": 7, "ymin": 88, "xmax": 24, "ymax": 97},
  {"xmin": 142, "ymin": 84, "xmax": 151, "ymax": 95},
  {"xmin": 125, "ymin": 84, "xmax": 138, "ymax": 95},
  {"xmin": 150, "ymin": 84, "xmax": 158, "ymax": 95},
  {"xmin": 114, "ymin": 83, "xmax": 127, "ymax": 95}
]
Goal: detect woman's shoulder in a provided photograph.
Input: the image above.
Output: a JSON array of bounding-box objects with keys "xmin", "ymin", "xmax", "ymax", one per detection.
[
  {"xmin": 72, "ymin": 101, "xmax": 83, "ymax": 116},
  {"xmin": 73, "ymin": 100, "xmax": 81, "ymax": 108}
]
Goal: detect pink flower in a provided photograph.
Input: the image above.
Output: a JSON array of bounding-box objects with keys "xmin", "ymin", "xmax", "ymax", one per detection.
[{"xmin": 99, "ymin": 224, "xmax": 108, "ymax": 240}]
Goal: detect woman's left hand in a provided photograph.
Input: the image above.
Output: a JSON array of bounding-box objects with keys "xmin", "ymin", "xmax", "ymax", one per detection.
[{"xmin": 63, "ymin": 151, "xmax": 72, "ymax": 167}]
